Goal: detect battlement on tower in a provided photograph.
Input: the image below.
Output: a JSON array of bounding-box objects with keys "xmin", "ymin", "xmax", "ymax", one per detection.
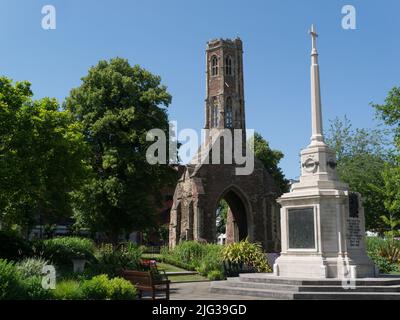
[{"xmin": 206, "ymin": 38, "xmax": 242, "ymax": 50}]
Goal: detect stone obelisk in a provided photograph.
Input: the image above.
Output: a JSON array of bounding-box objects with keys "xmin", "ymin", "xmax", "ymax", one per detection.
[
  {"xmin": 309, "ymin": 24, "xmax": 325, "ymax": 147},
  {"xmin": 273, "ymin": 25, "xmax": 376, "ymax": 279}
]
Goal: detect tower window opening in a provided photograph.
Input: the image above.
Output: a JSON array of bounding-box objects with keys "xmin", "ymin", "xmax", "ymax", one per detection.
[
  {"xmin": 225, "ymin": 56, "xmax": 233, "ymax": 76},
  {"xmin": 212, "ymin": 97, "xmax": 219, "ymax": 127},
  {"xmin": 211, "ymin": 56, "xmax": 219, "ymax": 76},
  {"xmin": 225, "ymin": 97, "xmax": 233, "ymax": 128}
]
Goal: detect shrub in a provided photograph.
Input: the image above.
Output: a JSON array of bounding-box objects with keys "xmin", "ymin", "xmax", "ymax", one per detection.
[
  {"xmin": 165, "ymin": 241, "xmax": 206, "ymax": 269},
  {"xmin": 81, "ymin": 275, "xmax": 110, "ymax": 300},
  {"xmin": 0, "ymin": 259, "xmax": 53, "ymax": 300},
  {"xmin": 162, "ymin": 242, "xmax": 225, "ymax": 278},
  {"xmin": 91, "ymin": 244, "xmax": 119, "ymax": 277},
  {"xmin": 0, "ymin": 259, "xmax": 24, "ymax": 300},
  {"xmin": 81, "ymin": 274, "xmax": 137, "ymax": 300},
  {"xmin": 93, "ymin": 243, "xmax": 144, "ymax": 277},
  {"xmin": 196, "ymin": 245, "xmax": 224, "ymax": 277},
  {"xmin": 378, "ymin": 237, "xmax": 400, "ymax": 264},
  {"xmin": 366, "ymin": 237, "xmax": 400, "ymax": 274},
  {"xmin": 160, "ymin": 255, "xmax": 196, "ymax": 271},
  {"xmin": 0, "ymin": 231, "xmax": 32, "ymax": 261},
  {"xmin": 162, "ymin": 241, "xmax": 222, "ymax": 269},
  {"xmin": 372, "ymin": 255, "xmax": 399, "ymax": 274},
  {"xmin": 53, "ymin": 280, "xmax": 83, "ymax": 300},
  {"xmin": 120, "ymin": 242, "xmax": 144, "ymax": 270},
  {"xmin": 207, "ymin": 270, "xmax": 225, "ymax": 281},
  {"xmin": 20, "ymin": 276, "xmax": 52, "ymax": 300},
  {"xmin": 37, "ymin": 237, "xmax": 96, "ymax": 267},
  {"xmin": 222, "ymin": 239, "xmax": 271, "ymax": 274},
  {"xmin": 160, "ymin": 246, "xmax": 169, "ymax": 257},
  {"xmin": 16, "ymin": 258, "xmax": 49, "ymax": 279},
  {"xmin": 366, "ymin": 237, "xmax": 384, "ymax": 254},
  {"xmin": 107, "ymin": 277, "xmax": 137, "ymax": 300}
]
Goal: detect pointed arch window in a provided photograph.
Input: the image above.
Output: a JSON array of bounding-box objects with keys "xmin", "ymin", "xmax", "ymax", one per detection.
[
  {"xmin": 212, "ymin": 97, "xmax": 219, "ymax": 127},
  {"xmin": 225, "ymin": 97, "xmax": 233, "ymax": 128},
  {"xmin": 236, "ymin": 110, "xmax": 241, "ymax": 128},
  {"xmin": 211, "ymin": 56, "xmax": 219, "ymax": 76},
  {"xmin": 225, "ymin": 56, "xmax": 233, "ymax": 76}
]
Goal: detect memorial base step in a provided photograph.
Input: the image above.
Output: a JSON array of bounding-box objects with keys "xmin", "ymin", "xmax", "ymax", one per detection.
[{"xmin": 210, "ymin": 274, "xmax": 400, "ymax": 300}]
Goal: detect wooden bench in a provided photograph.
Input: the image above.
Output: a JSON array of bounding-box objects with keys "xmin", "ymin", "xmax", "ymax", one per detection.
[{"xmin": 122, "ymin": 270, "xmax": 170, "ymax": 300}]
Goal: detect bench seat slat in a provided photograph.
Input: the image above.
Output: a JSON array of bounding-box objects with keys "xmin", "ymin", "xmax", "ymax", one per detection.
[{"xmin": 122, "ymin": 270, "xmax": 170, "ymax": 300}]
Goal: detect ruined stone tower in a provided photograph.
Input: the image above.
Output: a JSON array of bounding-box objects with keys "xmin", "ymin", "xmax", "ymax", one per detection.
[
  {"xmin": 205, "ymin": 38, "xmax": 245, "ymax": 131},
  {"xmin": 169, "ymin": 38, "xmax": 281, "ymax": 251}
]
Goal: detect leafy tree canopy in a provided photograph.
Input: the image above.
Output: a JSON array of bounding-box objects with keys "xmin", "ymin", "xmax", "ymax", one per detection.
[
  {"xmin": 253, "ymin": 132, "xmax": 289, "ymax": 195},
  {"xmin": 372, "ymin": 87, "xmax": 400, "ymax": 148},
  {"xmin": 326, "ymin": 116, "xmax": 394, "ymax": 232},
  {"xmin": 216, "ymin": 200, "xmax": 229, "ymax": 235},
  {"xmin": 372, "ymin": 87, "xmax": 400, "ymax": 229},
  {"xmin": 65, "ymin": 58, "xmax": 175, "ymax": 242},
  {"xmin": 0, "ymin": 76, "xmax": 88, "ymax": 232}
]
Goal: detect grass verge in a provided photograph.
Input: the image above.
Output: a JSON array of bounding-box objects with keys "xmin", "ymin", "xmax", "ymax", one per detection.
[{"xmin": 168, "ymin": 274, "xmax": 208, "ymax": 283}]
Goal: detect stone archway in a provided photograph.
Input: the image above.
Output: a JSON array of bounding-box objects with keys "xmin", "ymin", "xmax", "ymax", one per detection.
[
  {"xmin": 216, "ymin": 187, "xmax": 249, "ymax": 244},
  {"xmin": 169, "ymin": 159, "xmax": 281, "ymax": 251},
  {"xmin": 168, "ymin": 38, "xmax": 281, "ymax": 252}
]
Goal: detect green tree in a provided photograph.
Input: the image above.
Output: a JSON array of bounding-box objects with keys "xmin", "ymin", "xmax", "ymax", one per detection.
[
  {"xmin": 253, "ymin": 132, "xmax": 289, "ymax": 195},
  {"xmin": 373, "ymin": 87, "xmax": 400, "ymax": 228},
  {"xmin": 0, "ymin": 77, "xmax": 88, "ymax": 232},
  {"xmin": 326, "ymin": 116, "xmax": 394, "ymax": 232},
  {"xmin": 0, "ymin": 78, "xmax": 32, "ymax": 223},
  {"xmin": 380, "ymin": 165, "xmax": 400, "ymax": 230},
  {"xmin": 216, "ymin": 200, "xmax": 229, "ymax": 235},
  {"xmin": 372, "ymin": 87, "xmax": 400, "ymax": 148},
  {"xmin": 65, "ymin": 58, "xmax": 175, "ymax": 242}
]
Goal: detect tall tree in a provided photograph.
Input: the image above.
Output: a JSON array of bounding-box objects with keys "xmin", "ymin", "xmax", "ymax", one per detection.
[
  {"xmin": 253, "ymin": 132, "xmax": 289, "ymax": 195},
  {"xmin": 326, "ymin": 116, "xmax": 394, "ymax": 232},
  {"xmin": 372, "ymin": 87, "xmax": 400, "ymax": 229},
  {"xmin": 372, "ymin": 87, "xmax": 400, "ymax": 148},
  {"xmin": 216, "ymin": 200, "xmax": 229, "ymax": 235},
  {"xmin": 0, "ymin": 77, "xmax": 87, "ymax": 232},
  {"xmin": 65, "ymin": 58, "xmax": 175, "ymax": 242}
]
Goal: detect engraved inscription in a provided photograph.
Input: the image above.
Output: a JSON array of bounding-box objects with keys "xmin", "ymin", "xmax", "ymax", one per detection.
[
  {"xmin": 288, "ymin": 208, "xmax": 315, "ymax": 249},
  {"xmin": 347, "ymin": 218, "xmax": 362, "ymax": 248}
]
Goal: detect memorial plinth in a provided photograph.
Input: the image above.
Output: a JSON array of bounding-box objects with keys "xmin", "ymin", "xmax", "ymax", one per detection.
[{"xmin": 274, "ymin": 25, "xmax": 376, "ymax": 279}]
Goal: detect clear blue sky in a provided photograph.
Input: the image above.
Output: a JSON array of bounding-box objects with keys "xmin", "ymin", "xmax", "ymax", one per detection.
[{"xmin": 1, "ymin": 0, "xmax": 399, "ymax": 179}]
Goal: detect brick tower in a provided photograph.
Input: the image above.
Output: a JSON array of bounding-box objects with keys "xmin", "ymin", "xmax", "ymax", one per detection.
[
  {"xmin": 205, "ymin": 38, "xmax": 246, "ymax": 132},
  {"xmin": 169, "ymin": 38, "xmax": 280, "ymax": 251}
]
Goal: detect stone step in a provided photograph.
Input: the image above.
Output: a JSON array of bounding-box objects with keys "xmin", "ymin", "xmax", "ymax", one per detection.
[
  {"xmin": 225, "ymin": 278, "xmax": 400, "ymax": 293},
  {"xmin": 298, "ymin": 285, "xmax": 400, "ymax": 293},
  {"xmin": 210, "ymin": 283, "xmax": 294, "ymax": 300},
  {"xmin": 238, "ymin": 274, "xmax": 400, "ymax": 287},
  {"xmin": 294, "ymin": 292, "xmax": 400, "ymax": 300},
  {"xmin": 211, "ymin": 282, "xmax": 400, "ymax": 300},
  {"xmin": 224, "ymin": 278, "xmax": 300, "ymax": 292}
]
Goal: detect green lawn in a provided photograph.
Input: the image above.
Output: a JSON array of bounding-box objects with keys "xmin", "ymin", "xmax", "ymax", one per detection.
[
  {"xmin": 157, "ymin": 262, "xmax": 187, "ymax": 273},
  {"xmin": 141, "ymin": 253, "xmax": 162, "ymax": 260},
  {"xmin": 167, "ymin": 274, "xmax": 208, "ymax": 283},
  {"xmin": 140, "ymin": 254, "xmax": 210, "ymax": 282}
]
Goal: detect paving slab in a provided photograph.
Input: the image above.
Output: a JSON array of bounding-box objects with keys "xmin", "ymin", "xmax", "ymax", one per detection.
[{"xmin": 170, "ymin": 281, "xmax": 272, "ymax": 300}]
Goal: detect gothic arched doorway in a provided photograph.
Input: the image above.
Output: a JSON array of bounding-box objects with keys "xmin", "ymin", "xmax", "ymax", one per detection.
[{"xmin": 216, "ymin": 188, "xmax": 248, "ymax": 245}]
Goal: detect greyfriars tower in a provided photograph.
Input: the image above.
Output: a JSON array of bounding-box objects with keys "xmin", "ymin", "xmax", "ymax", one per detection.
[{"xmin": 169, "ymin": 38, "xmax": 280, "ymax": 251}]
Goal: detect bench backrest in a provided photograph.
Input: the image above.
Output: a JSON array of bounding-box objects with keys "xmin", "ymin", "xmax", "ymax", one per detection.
[{"xmin": 123, "ymin": 270, "xmax": 153, "ymax": 287}]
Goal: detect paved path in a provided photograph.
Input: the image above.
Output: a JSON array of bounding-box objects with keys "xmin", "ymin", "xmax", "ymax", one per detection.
[{"xmin": 170, "ymin": 281, "xmax": 272, "ymax": 300}]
